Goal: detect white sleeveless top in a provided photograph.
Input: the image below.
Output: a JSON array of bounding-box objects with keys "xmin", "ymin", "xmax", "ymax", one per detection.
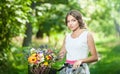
[
  {"xmin": 65, "ymin": 30, "xmax": 89, "ymax": 61},
  {"xmin": 65, "ymin": 30, "xmax": 90, "ymax": 74}
]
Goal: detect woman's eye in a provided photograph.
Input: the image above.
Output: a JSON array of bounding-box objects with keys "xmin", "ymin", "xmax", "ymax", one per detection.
[
  {"xmin": 72, "ymin": 19, "xmax": 76, "ymax": 22},
  {"xmin": 67, "ymin": 20, "xmax": 70, "ymax": 23}
]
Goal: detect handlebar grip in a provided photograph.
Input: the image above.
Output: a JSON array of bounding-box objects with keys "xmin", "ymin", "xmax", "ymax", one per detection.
[{"xmin": 57, "ymin": 63, "xmax": 83, "ymax": 71}]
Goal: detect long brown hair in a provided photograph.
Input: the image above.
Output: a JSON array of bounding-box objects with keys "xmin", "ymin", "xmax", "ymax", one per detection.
[{"xmin": 65, "ymin": 10, "xmax": 86, "ymax": 29}]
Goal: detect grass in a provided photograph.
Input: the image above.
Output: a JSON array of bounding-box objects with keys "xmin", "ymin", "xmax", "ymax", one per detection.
[{"xmin": 90, "ymin": 37, "xmax": 120, "ymax": 74}]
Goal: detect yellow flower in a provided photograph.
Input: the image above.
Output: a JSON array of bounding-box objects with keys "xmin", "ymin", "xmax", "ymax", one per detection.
[
  {"xmin": 43, "ymin": 62, "xmax": 48, "ymax": 66},
  {"xmin": 28, "ymin": 56, "xmax": 37, "ymax": 64},
  {"xmin": 46, "ymin": 55, "xmax": 52, "ymax": 60},
  {"xmin": 46, "ymin": 56, "xmax": 49, "ymax": 60},
  {"xmin": 31, "ymin": 53, "xmax": 37, "ymax": 57}
]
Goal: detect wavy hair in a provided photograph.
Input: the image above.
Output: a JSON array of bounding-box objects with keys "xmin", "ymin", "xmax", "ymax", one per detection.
[{"xmin": 65, "ymin": 10, "xmax": 86, "ymax": 29}]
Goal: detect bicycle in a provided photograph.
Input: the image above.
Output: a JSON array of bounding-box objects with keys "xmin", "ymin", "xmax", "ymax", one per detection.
[{"xmin": 58, "ymin": 63, "xmax": 86, "ymax": 74}]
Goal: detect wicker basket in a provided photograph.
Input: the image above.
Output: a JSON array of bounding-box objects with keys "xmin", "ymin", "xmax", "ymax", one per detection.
[{"xmin": 30, "ymin": 65, "xmax": 57, "ymax": 74}]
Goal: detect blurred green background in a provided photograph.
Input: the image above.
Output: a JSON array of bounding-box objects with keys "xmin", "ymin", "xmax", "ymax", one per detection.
[{"xmin": 0, "ymin": 0, "xmax": 120, "ymax": 74}]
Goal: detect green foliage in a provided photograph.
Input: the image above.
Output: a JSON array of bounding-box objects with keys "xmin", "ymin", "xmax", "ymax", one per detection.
[
  {"xmin": 0, "ymin": 0, "xmax": 32, "ymax": 51},
  {"xmin": 0, "ymin": 0, "xmax": 32, "ymax": 73},
  {"xmin": 78, "ymin": 0, "xmax": 118, "ymax": 36},
  {"xmin": 32, "ymin": 3, "xmax": 69, "ymax": 36},
  {"xmin": 39, "ymin": 0, "xmax": 68, "ymax": 4},
  {"xmin": 0, "ymin": 46, "xmax": 29, "ymax": 74}
]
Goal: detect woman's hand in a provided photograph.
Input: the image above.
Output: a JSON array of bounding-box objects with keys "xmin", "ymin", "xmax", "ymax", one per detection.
[
  {"xmin": 59, "ymin": 50, "xmax": 65, "ymax": 59},
  {"xmin": 73, "ymin": 60, "xmax": 83, "ymax": 69}
]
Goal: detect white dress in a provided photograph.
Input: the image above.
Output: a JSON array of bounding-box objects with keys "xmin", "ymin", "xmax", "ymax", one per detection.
[{"xmin": 65, "ymin": 30, "xmax": 90, "ymax": 74}]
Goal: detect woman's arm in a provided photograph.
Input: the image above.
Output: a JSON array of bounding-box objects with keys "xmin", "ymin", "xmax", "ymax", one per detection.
[
  {"xmin": 82, "ymin": 32, "xmax": 98, "ymax": 63},
  {"xmin": 59, "ymin": 37, "xmax": 67, "ymax": 59}
]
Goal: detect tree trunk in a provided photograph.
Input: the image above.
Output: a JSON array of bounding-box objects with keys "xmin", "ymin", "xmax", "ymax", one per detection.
[
  {"xmin": 36, "ymin": 29, "xmax": 44, "ymax": 38},
  {"xmin": 22, "ymin": 22, "xmax": 32, "ymax": 47},
  {"xmin": 114, "ymin": 19, "xmax": 120, "ymax": 36}
]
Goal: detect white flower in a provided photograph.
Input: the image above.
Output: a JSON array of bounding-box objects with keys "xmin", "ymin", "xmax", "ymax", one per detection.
[{"xmin": 30, "ymin": 48, "xmax": 36, "ymax": 54}]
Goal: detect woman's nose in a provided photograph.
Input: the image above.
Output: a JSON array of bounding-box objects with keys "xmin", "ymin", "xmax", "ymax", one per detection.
[{"xmin": 69, "ymin": 21, "xmax": 73, "ymax": 25}]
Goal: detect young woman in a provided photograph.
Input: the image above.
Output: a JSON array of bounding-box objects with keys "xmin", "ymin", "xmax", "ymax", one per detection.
[{"xmin": 59, "ymin": 10, "xmax": 98, "ymax": 74}]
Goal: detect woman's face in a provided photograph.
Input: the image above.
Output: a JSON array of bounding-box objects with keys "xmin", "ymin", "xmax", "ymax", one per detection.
[{"xmin": 66, "ymin": 15, "xmax": 80, "ymax": 31}]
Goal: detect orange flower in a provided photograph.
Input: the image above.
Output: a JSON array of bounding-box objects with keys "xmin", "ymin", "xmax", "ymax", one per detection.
[{"xmin": 28, "ymin": 56, "xmax": 37, "ymax": 64}]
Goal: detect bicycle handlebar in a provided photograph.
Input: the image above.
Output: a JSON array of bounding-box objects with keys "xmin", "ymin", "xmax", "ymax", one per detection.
[{"xmin": 57, "ymin": 63, "xmax": 83, "ymax": 71}]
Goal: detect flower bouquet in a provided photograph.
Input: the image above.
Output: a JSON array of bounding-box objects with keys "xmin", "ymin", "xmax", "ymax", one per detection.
[{"xmin": 28, "ymin": 45, "xmax": 58, "ymax": 74}]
